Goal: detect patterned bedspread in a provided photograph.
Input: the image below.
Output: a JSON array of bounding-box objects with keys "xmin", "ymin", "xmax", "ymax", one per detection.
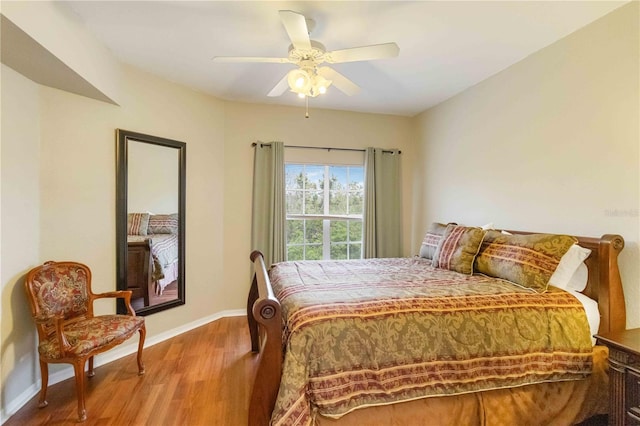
[{"xmin": 269, "ymin": 257, "xmax": 593, "ymax": 426}]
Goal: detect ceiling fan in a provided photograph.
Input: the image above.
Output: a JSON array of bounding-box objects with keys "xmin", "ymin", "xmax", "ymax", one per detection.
[{"xmin": 212, "ymin": 10, "xmax": 400, "ymax": 99}]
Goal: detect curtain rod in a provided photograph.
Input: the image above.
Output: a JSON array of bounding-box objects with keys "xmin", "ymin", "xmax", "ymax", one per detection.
[{"xmin": 251, "ymin": 142, "xmax": 401, "ymax": 155}]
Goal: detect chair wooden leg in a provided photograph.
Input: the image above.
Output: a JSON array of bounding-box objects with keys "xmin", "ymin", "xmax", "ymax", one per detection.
[
  {"xmin": 137, "ymin": 325, "xmax": 146, "ymax": 375},
  {"xmin": 37, "ymin": 360, "xmax": 49, "ymax": 408},
  {"xmin": 73, "ymin": 360, "xmax": 87, "ymax": 422},
  {"xmin": 88, "ymin": 356, "xmax": 95, "ymax": 377}
]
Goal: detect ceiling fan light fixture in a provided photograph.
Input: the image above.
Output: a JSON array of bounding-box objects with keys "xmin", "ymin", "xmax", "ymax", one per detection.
[
  {"xmin": 314, "ymin": 75, "xmax": 331, "ymax": 95},
  {"xmin": 287, "ymin": 68, "xmax": 311, "ymax": 94}
]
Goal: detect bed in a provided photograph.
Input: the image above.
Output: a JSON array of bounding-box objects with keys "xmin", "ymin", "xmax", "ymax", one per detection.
[
  {"xmin": 246, "ymin": 227, "xmax": 626, "ymax": 426},
  {"xmin": 126, "ymin": 213, "xmax": 179, "ymax": 307}
]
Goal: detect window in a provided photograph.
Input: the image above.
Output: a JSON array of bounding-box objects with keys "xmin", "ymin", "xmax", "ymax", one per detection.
[{"xmin": 285, "ymin": 164, "xmax": 364, "ymax": 261}]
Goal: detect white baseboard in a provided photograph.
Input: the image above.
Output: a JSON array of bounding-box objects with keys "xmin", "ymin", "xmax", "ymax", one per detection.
[{"xmin": 0, "ymin": 309, "xmax": 246, "ymax": 424}]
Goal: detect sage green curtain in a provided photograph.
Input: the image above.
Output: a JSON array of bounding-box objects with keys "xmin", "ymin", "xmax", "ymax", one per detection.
[
  {"xmin": 251, "ymin": 142, "xmax": 286, "ymax": 266},
  {"xmin": 364, "ymin": 147, "xmax": 402, "ymax": 258}
]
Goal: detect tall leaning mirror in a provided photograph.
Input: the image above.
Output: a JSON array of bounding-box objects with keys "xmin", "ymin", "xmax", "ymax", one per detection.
[{"xmin": 116, "ymin": 129, "xmax": 186, "ymax": 316}]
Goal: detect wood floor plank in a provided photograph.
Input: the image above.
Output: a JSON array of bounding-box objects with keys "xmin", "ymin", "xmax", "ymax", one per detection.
[{"xmin": 5, "ymin": 316, "xmax": 256, "ymax": 426}]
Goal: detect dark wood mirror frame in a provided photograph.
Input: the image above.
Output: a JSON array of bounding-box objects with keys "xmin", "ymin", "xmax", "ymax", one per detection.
[{"xmin": 116, "ymin": 129, "xmax": 186, "ymax": 316}]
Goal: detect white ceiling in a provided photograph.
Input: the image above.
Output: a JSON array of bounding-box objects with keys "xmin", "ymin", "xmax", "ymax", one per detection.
[{"xmin": 62, "ymin": 1, "xmax": 627, "ymax": 117}]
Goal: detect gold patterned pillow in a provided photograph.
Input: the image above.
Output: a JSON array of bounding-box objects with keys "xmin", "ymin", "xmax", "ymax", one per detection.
[
  {"xmin": 432, "ymin": 225, "xmax": 486, "ymax": 275},
  {"xmin": 148, "ymin": 213, "xmax": 178, "ymax": 234},
  {"xmin": 127, "ymin": 213, "xmax": 150, "ymax": 236},
  {"xmin": 474, "ymin": 230, "xmax": 578, "ymax": 293},
  {"xmin": 419, "ymin": 222, "xmax": 450, "ymax": 260}
]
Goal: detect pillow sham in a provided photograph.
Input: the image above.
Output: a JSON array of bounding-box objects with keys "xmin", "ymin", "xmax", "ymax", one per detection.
[
  {"xmin": 127, "ymin": 212, "xmax": 150, "ymax": 236},
  {"xmin": 432, "ymin": 225, "xmax": 486, "ymax": 275},
  {"xmin": 148, "ymin": 213, "xmax": 179, "ymax": 234},
  {"xmin": 419, "ymin": 222, "xmax": 449, "ymax": 260},
  {"xmin": 548, "ymin": 244, "xmax": 592, "ymax": 291},
  {"xmin": 474, "ymin": 230, "xmax": 577, "ymax": 293}
]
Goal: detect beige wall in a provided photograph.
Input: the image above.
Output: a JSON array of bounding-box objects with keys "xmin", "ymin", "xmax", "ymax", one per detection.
[
  {"xmin": 128, "ymin": 141, "xmax": 179, "ymax": 214},
  {"xmin": 412, "ymin": 3, "xmax": 640, "ymax": 326},
  {"xmin": 37, "ymin": 62, "xmax": 226, "ymax": 325},
  {"xmin": 222, "ymin": 102, "xmax": 415, "ymax": 308},
  {"xmin": 1, "ymin": 61, "xmax": 227, "ymax": 418},
  {"xmin": 1, "ymin": 65, "xmax": 42, "ymax": 418}
]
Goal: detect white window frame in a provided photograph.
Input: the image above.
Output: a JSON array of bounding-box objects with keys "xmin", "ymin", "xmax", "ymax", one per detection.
[{"xmin": 285, "ymin": 163, "xmax": 364, "ymax": 261}]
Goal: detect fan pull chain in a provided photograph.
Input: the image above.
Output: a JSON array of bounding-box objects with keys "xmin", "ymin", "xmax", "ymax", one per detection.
[{"xmin": 305, "ymin": 96, "xmax": 309, "ymax": 119}]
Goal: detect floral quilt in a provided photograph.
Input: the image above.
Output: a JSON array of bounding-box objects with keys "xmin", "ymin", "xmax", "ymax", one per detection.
[{"xmin": 269, "ymin": 257, "xmax": 593, "ymax": 426}]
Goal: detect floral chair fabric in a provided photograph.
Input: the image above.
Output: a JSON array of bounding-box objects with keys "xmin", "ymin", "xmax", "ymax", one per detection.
[{"xmin": 25, "ymin": 261, "xmax": 146, "ymax": 422}]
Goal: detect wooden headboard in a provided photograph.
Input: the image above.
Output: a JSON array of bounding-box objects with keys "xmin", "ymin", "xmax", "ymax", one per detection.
[{"xmin": 507, "ymin": 232, "xmax": 626, "ymax": 334}]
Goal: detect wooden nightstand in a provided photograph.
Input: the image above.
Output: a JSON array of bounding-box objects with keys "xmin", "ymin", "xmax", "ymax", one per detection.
[{"xmin": 596, "ymin": 329, "xmax": 640, "ymax": 426}]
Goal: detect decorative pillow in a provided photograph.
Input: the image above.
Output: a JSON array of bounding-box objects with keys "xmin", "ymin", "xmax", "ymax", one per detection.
[
  {"xmin": 548, "ymin": 244, "xmax": 592, "ymax": 291},
  {"xmin": 474, "ymin": 230, "xmax": 577, "ymax": 293},
  {"xmin": 419, "ymin": 222, "xmax": 449, "ymax": 260},
  {"xmin": 432, "ymin": 225, "xmax": 486, "ymax": 275},
  {"xmin": 148, "ymin": 213, "xmax": 179, "ymax": 234},
  {"xmin": 127, "ymin": 213, "xmax": 150, "ymax": 236}
]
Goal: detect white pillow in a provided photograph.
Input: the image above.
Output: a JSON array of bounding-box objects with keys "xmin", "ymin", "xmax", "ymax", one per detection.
[
  {"xmin": 567, "ymin": 262, "xmax": 589, "ymax": 292},
  {"xmin": 549, "ymin": 244, "xmax": 591, "ymax": 291},
  {"xmin": 481, "ymin": 223, "xmax": 494, "ymax": 230}
]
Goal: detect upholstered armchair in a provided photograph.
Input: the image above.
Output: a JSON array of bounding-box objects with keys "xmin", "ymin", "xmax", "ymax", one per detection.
[{"xmin": 24, "ymin": 261, "xmax": 146, "ymax": 422}]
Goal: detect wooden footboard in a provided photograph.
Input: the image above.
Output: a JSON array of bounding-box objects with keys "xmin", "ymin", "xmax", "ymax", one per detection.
[
  {"xmin": 127, "ymin": 240, "xmax": 154, "ymax": 307},
  {"xmin": 247, "ymin": 250, "xmax": 282, "ymax": 426}
]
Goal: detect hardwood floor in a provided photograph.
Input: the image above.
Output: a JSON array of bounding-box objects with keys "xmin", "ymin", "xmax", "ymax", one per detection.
[
  {"xmin": 5, "ymin": 316, "xmax": 258, "ymax": 426},
  {"xmin": 6, "ymin": 315, "xmax": 609, "ymax": 426}
]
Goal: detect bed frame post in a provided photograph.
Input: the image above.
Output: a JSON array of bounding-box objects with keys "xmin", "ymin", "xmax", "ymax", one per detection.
[
  {"xmin": 247, "ymin": 274, "xmax": 260, "ymax": 353},
  {"xmin": 248, "ymin": 250, "xmax": 283, "ymax": 426},
  {"xmin": 598, "ymin": 234, "xmax": 626, "ymax": 334}
]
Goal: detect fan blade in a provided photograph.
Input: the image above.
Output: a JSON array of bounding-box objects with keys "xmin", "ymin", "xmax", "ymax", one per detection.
[
  {"xmin": 212, "ymin": 56, "xmax": 290, "ymax": 63},
  {"xmin": 267, "ymin": 74, "xmax": 290, "ymax": 97},
  {"xmin": 279, "ymin": 10, "xmax": 311, "ymax": 51},
  {"xmin": 318, "ymin": 67, "xmax": 360, "ymax": 96},
  {"xmin": 326, "ymin": 42, "xmax": 399, "ymax": 64}
]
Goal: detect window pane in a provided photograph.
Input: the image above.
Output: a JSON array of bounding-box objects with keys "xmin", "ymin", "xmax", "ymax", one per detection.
[
  {"xmin": 329, "ymin": 166, "xmax": 347, "ymax": 190},
  {"xmin": 306, "ymin": 244, "xmax": 323, "ymax": 260},
  {"xmin": 287, "ymin": 245, "xmax": 304, "ymax": 261},
  {"xmin": 349, "ymin": 220, "xmax": 362, "ymax": 241},
  {"xmin": 304, "ymin": 165, "xmax": 324, "ymax": 190},
  {"xmin": 305, "ymin": 220, "xmax": 323, "ymax": 244},
  {"xmin": 330, "ymin": 221, "xmax": 347, "ymax": 243},
  {"xmin": 304, "ymin": 191, "xmax": 324, "ymax": 214},
  {"xmin": 285, "ymin": 164, "xmax": 305, "ymax": 190},
  {"xmin": 349, "ymin": 191, "xmax": 363, "ymax": 215},
  {"xmin": 286, "ymin": 190, "xmax": 303, "ymax": 214},
  {"xmin": 287, "ymin": 220, "xmax": 304, "ymax": 244},
  {"xmin": 285, "ymin": 163, "xmax": 363, "ymax": 262},
  {"xmin": 329, "ymin": 191, "xmax": 348, "ymax": 215},
  {"xmin": 349, "ymin": 243, "xmax": 362, "ymax": 260},
  {"xmin": 330, "ymin": 243, "xmax": 348, "ymax": 260},
  {"xmin": 349, "ymin": 167, "xmax": 364, "ymax": 189}
]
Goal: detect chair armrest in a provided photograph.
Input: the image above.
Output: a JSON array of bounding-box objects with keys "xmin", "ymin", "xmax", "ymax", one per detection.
[
  {"xmin": 93, "ymin": 290, "xmax": 132, "ymax": 299},
  {"xmin": 33, "ymin": 312, "xmax": 63, "ymax": 324},
  {"xmin": 33, "ymin": 313, "xmax": 72, "ymax": 356},
  {"xmin": 92, "ymin": 290, "xmax": 137, "ymax": 316}
]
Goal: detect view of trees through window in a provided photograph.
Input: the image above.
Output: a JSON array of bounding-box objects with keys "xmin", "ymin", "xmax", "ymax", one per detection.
[{"xmin": 285, "ymin": 164, "xmax": 364, "ymax": 261}]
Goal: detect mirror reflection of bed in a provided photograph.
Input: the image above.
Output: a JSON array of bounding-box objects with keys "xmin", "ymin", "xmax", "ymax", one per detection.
[{"xmin": 126, "ymin": 139, "xmax": 180, "ymax": 310}]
